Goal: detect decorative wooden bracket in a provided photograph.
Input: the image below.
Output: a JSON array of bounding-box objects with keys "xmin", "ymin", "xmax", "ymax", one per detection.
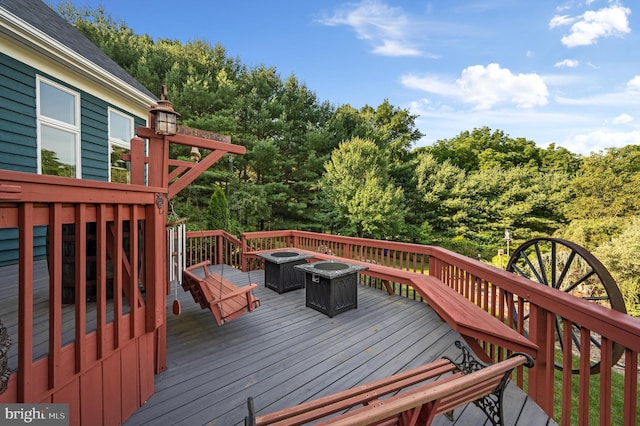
[{"xmin": 135, "ymin": 126, "xmax": 246, "ymax": 200}]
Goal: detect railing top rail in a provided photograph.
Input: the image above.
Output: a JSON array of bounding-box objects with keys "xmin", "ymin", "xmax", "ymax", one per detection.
[
  {"xmin": 187, "ymin": 229, "xmax": 242, "ymax": 247},
  {"xmin": 0, "ymin": 170, "xmax": 163, "ymax": 204},
  {"xmin": 290, "ymin": 230, "xmax": 432, "ymax": 252}
]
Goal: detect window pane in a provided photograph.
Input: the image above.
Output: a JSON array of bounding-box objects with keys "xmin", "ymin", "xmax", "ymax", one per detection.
[
  {"xmin": 41, "ymin": 125, "xmax": 76, "ymax": 177},
  {"xmin": 109, "ymin": 111, "xmax": 132, "ymax": 142},
  {"xmin": 111, "ymin": 145, "xmax": 130, "ymax": 183},
  {"xmin": 40, "ymin": 82, "xmax": 76, "ymax": 125}
]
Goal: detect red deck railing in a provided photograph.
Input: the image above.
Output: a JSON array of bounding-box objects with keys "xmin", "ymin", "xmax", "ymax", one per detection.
[
  {"xmin": 216, "ymin": 229, "xmax": 640, "ymax": 426},
  {"xmin": 185, "ymin": 230, "xmax": 243, "ymax": 270},
  {"xmin": 7, "ymin": 191, "xmax": 634, "ymax": 426},
  {"xmin": 0, "ymin": 112, "xmax": 246, "ymax": 426},
  {"xmin": 0, "ymin": 170, "xmax": 166, "ymax": 425}
]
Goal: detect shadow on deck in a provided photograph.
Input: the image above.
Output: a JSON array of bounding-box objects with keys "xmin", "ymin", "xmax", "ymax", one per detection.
[{"xmin": 125, "ymin": 265, "xmax": 555, "ymax": 426}]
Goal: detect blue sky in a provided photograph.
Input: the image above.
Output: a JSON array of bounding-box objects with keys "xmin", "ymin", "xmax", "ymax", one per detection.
[{"xmin": 71, "ymin": 0, "xmax": 638, "ymax": 155}]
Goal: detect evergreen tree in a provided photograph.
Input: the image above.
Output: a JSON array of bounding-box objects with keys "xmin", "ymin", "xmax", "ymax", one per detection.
[{"xmin": 206, "ymin": 186, "xmax": 229, "ymax": 231}]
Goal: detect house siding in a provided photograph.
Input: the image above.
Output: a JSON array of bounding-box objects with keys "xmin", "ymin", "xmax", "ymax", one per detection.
[
  {"xmin": 0, "ymin": 52, "xmax": 37, "ymax": 173},
  {"xmin": 81, "ymin": 93, "xmax": 109, "ymax": 181},
  {"xmin": 0, "ymin": 53, "xmax": 147, "ymax": 265}
]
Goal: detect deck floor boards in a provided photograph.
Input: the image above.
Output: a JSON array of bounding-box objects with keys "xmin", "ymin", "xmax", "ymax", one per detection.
[
  {"xmin": 0, "ymin": 261, "xmax": 554, "ymax": 425},
  {"xmin": 125, "ymin": 265, "xmax": 555, "ymax": 426}
]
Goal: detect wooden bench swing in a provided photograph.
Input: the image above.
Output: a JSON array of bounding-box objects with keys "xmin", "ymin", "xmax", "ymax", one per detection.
[
  {"xmin": 245, "ymin": 341, "xmax": 534, "ymax": 426},
  {"xmin": 182, "ymin": 260, "xmax": 260, "ymax": 326},
  {"xmin": 167, "ymin": 214, "xmax": 259, "ymax": 326}
]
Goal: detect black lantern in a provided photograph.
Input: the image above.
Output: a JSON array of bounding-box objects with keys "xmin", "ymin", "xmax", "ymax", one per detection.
[{"xmin": 150, "ymin": 85, "xmax": 180, "ymax": 136}]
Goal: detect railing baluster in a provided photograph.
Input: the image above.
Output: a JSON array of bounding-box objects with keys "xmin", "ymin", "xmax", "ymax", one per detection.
[
  {"xmin": 599, "ymin": 337, "xmax": 612, "ymax": 426},
  {"xmin": 578, "ymin": 327, "xmax": 591, "ymax": 425},
  {"xmin": 75, "ymin": 204, "xmax": 87, "ymax": 373},
  {"xmin": 48, "ymin": 203, "xmax": 62, "ymax": 389},
  {"xmin": 623, "ymin": 350, "xmax": 638, "ymax": 426},
  {"xmin": 561, "ymin": 318, "xmax": 573, "ymax": 426},
  {"xmin": 17, "ymin": 202, "xmax": 34, "ymax": 402},
  {"xmin": 96, "ymin": 204, "xmax": 107, "ymax": 359}
]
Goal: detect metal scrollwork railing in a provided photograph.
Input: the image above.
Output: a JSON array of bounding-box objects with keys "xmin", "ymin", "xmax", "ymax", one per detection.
[
  {"xmin": 0, "ymin": 318, "xmax": 11, "ymax": 394},
  {"xmin": 444, "ymin": 341, "xmax": 534, "ymax": 426}
]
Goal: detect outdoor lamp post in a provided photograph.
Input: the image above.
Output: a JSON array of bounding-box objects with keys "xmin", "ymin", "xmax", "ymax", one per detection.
[
  {"xmin": 505, "ymin": 229, "xmax": 511, "ymax": 256},
  {"xmin": 149, "ymin": 85, "xmax": 180, "ymax": 136}
]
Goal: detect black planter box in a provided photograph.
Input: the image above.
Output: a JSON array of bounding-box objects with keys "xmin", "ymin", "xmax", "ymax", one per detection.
[
  {"xmin": 257, "ymin": 251, "xmax": 314, "ymax": 294},
  {"xmin": 295, "ymin": 261, "xmax": 368, "ymax": 317}
]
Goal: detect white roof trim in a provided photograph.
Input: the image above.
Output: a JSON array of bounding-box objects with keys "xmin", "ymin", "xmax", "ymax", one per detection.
[{"xmin": 0, "ymin": 7, "xmax": 156, "ymax": 110}]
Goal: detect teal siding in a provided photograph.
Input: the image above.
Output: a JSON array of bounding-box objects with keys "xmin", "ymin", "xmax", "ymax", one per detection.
[
  {"xmin": 0, "ymin": 53, "xmax": 147, "ymax": 266},
  {"xmin": 0, "ymin": 227, "xmax": 47, "ymax": 267},
  {"xmin": 0, "ymin": 228, "xmax": 19, "ymax": 266},
  {"xmin": 81, "ymin": 93, "xmax": 109, "ymax": 181},
  {"xmin": 0, "ymin": 52, "xmax": 37, "ymax": 172},
  {"xmin": 134, "ymin": 116, "xmax": 145, "ymax": 130},
  {"xmin": 0, "ymin": 53, "xmax": 147, "ymax": 182}
]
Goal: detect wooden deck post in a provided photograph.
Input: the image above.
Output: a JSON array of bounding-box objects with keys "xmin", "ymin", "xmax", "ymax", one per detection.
[
  {"xmin": 527, "ymin": 304, "xmax": 555, "ymax": 416},
  {"xmin": 141, "ymin": 123, "xmax": 169, "ymax": 373}
]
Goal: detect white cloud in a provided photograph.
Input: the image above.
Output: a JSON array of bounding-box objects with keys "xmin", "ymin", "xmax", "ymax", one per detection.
[
  {"xmin": 612, "ymin": 113, "xmax": 633, "ymax": 124},
  {"xmin": 373, "ymin": 40, "xmax": 421, "ymax": 57},
  {"xmin": 554, "ymin": 59, "xmax": 579, "ymax": 68},
  {"xmin": 319, "ymin": 0, "xmax": 422, "ymax": 57},
  {"xmin": 555, "ymin": 5, "xmax": 631, "ymax": 47},
  {"xmin": 549, "ymin": 14, "xmax": 576, "ymax": 28},
  {"xmin": 401, "ymin": 74, "xmax": 459, "ymax": 97},
  {"xmin": 563, "ymin": 130, "xmax": 640, "ymax": 155},
  {"xmin": 457, "ymin": 64, "xmax": 548, "ymax": 109},
  {"xmin": 403, "ymin": 64, "xmax": 548, "ymax": 110},
  {"xmin": 627, "ymin": 76, "xmax": 640, "ymax": 92}
]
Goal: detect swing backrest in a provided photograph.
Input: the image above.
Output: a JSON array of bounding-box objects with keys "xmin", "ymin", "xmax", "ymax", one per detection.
[{"xmin": 182, "ymin": 260, "xmax": 260, "ymax": 326}]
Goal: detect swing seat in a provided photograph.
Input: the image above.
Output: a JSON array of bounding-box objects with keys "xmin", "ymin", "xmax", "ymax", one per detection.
[{"xmin": 182, "ymin": 260, "xmax": 260, "ymax": 326}]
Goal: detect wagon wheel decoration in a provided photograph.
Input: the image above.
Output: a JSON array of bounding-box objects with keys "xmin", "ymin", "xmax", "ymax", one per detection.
[{"xmin": 506, "ymin": 237, "xmax": 626, "ymax": 374}]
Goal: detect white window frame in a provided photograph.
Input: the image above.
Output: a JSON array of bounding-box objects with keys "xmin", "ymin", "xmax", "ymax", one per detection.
[
  {"xmin": 108, "ymin": 108, "xmax": 134, "ymax": 183},
  {"xmin": 36, "ymin": 76, "xmax": 81, "ymax": 178}
]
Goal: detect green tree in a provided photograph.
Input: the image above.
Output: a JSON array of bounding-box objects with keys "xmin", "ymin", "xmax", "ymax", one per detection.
[
  {"xmin": 361, "ymin": 100, "xmax": 424, "ymax": 160},
  {"xmin": 206, "ymin": 186, "xmax": 229, "ymax": 231},
  {"xmin": 320, "ymin": 138, "xmax": 404, "ymax": 238},
  {"xmin": 570, "ymin": 145, "xmax": 640, "ymax": 220},
  {"xmin": 463, "ymin": 166, "xmax": 571, "ymax": 244},
  {"xmin": 594, "ymin": 219, "xmax": 640, "ymax": 317},
  {"xmin": 414, "ymin": 153, "xmax": 468, "ymax": 237},
  {"xmin": 429, "ymin": 127, "xmax": 541, "ymax": 172},
  {"xmin": 228, "ymin": 182, "xmax": 271, "ymax": 232},
  {"xmin": 539, "ymin": 143, "xmax": 582, "ymax": 174},
  {"xmin": 348, "ymin": 171, "xmax": 405, "ymax": 239},
  {"xmin": 557, "ymin": 218, "xmax": 627, "ymax": 252}
]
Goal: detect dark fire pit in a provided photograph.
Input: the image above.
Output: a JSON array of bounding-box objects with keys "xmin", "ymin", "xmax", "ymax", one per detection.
[
  {"xmin": 295, "ymin": 261, "xmax": 368, "ymax": 317},
  {"xmin": 257, "ymin": 251, "xmax": 314, "ymax": 294}
]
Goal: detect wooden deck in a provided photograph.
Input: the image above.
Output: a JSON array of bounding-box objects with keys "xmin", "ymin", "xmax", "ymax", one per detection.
[
  {"xmin": 123, "ymin": 265, "xmax": 555, "ymax": 426},
  {"xmin": 0, "ymin": 260, "xmax": 554, "ymax": 425}
]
